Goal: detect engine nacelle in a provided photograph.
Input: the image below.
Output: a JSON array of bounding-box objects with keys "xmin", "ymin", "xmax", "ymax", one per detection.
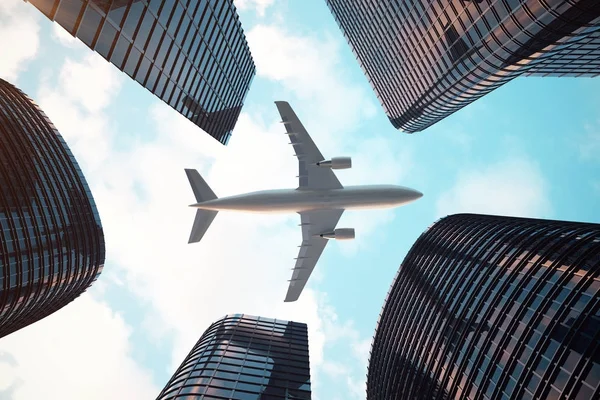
[
  {"xmin": 319, "ymin": 228, "xmax": 355, "ymax": 240},
  {"xmin": 316, "ymin": 156, "xmax": 352, "ymax": 170}
]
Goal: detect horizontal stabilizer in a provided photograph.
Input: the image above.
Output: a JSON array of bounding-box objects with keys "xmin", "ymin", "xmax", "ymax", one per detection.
[
  {"xmin": 185, "ymin": 168, "xmax": 218, "ymax": 244},
  {"xmin": 189, "ymin": 209, "xmax": 218, "ymax": 244}
]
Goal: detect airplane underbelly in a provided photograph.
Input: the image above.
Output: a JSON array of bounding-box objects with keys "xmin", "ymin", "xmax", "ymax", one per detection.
[
  {"xmin": 345, "ymin": 202, "xmax": 396, "ymax": 210},
  {"xmin": 211, "ymin": 193, "xmax": 321, "ymax": 213},
  {"xmin": 339, "ymin": 196, "xmax": 402, "ymax": 210},
  {"xmin": 301, "ymin": 194, "xmax": 398, "ymax": 211},
  {"xmin": 201, "ymin": 189, "xmax": 407, "ymax": 213}
]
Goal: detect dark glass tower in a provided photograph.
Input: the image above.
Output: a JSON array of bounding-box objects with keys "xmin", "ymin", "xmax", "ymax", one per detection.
[
  {"xmin": 368, "ymin": 214, "xmax": 600, "ymax": 400},
  {"xmin": 28, "ymin": 0, "xmax": 255, "ymax": 144},
  {"xmin": 157, "ymin": 314, "xmax": 312, "ymax": 399},
  {"xmin": 0, "ymin": 79, "xmax": 105, "ymax": 338},
  {"xmin": 325, "ymin": 0, "xmax": 600, "ymax": 133}
]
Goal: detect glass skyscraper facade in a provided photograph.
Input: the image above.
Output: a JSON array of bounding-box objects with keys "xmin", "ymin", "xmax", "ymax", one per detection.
[
  {"xmin": 368, "ymin": 214, "xmax": 600, "ymax": 400},
  {"xmin": 157, "ymin": 314, "xmax": 312, "ymax": 399},
  {"xmin": 0, "ymin": 79, "xmax": 105, "ymax": 338},
  {"xmin": 28, "ymin": 0, "xmax": 255, "ymax": 145},
  {"xmin": 325, "ymin": 0, "xmax": 600, "ymax": 133}
]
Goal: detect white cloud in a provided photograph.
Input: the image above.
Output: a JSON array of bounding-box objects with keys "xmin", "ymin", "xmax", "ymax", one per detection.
[
  {"xmin": 347, "ymin": 376, "xmax": 368, "ymax": 399},
  {"xmin": 439, "ymin": 125, "xmax": 474, "ymax": 151},
  {"xmin": 579, "ymin": 122, "xmax": 600, "ymax": 162},
  {"xmin": 310, "ymin": 294, "xmax": 370, "ymax": 399},
  {"xmin": 58, "ymin": 53, "xmax": 123, "ymax": 113},
  {"xmin": 0, "ymin": 295, "xmax": 159, "ymax": 400},
  {"xmin": 321, "ymin": 360, "xmax": 351, "ymax": 378},
  {"xmin": 0, "ymin": 351, "xmax": 20, "ymax": 397},
  {"xmin": 234, "ymin": 0, "xmax": 276, "ymax": 17},
  {"xmin": 52, "ymin": 22, "xmax": 79, "ymax": 48},
  {"xmin": 436, "ymin": 158, "xmax": 551, "ymax": 219},
  {"xmin": 247, "ymin": 24, "xmax": 378, "ymax": 138},
  {"xmin": 0, "ymin": 0, "xmax": 40, "ymax": 82},
  {"xmin": 37, "ymin": 52, "xmax": 122, "ymax": 171},
  {"xmin": 352, "ymin": 337, "xmax": 372, "ymax": 368}
]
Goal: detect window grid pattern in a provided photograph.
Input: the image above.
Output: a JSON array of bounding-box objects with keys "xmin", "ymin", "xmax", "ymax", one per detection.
[
  {"xmin": 157, "ymin": 314, "xmax": 312, "ymax": 399},
  {"xmin": 367, "ymin": 214, "xmax": 600, "ymax": 400},
  {"xmin": 0, "ymin": 79, "xmax": 105, "ymax": 338},
  {"xmin": 325, "ymin": 0, "xmax": 600, "ymax": 133},
  {"xmin": 28, "ymin": 0, "xmax": 256, "ymax": 145}
]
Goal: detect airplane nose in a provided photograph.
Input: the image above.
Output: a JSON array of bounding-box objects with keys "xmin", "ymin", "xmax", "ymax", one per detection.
[
  {"xmin": 411, "ymin": 189, "xmax": 423, "ymax": 200},
  {"xmin": 399, "ymin": 188, "xmax": 422, "ymax": 202}
]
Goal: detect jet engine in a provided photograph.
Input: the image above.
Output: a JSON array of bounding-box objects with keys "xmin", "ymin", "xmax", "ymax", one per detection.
[
  {"xmin": 319, "ymin": 228, "xmax": 355, "ymax": 240},
  {"xmin": 316, "ymin": 157, "xmax": 352, "ymax": 169}
]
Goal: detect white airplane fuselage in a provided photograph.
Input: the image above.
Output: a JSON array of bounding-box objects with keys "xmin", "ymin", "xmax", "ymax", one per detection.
[{"xmin": 190, "ymin": 185, "xmax": 423, "ymax": 213}]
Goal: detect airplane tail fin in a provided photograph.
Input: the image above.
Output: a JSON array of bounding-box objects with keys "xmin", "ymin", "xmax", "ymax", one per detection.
[
  {"xmin": 185, "ymin": 168, "xmax": 217, "ymax": 203},
  {"xmin": 185, "ymin": 169, "xmax": 218, "ymax": 244}
]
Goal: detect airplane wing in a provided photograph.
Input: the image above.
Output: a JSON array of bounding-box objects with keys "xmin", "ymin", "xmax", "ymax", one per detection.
[
  {"xmin": 285, "ymin": 209, "xmax": 344, "ymax": 302},
  {"xmin": 274, "ymin": 101, "xmax": 343, "ymax": 190}
]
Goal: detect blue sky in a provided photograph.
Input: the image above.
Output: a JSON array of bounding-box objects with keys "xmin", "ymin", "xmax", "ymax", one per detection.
[{"xmin": 0, "ymin": 0, "xmax": 599, "ymax": 399}]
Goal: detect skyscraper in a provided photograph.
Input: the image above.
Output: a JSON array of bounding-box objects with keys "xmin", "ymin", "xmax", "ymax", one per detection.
[
  {"xmin": 0, "ymin": 79, "xmax": 105, "ymax": 338},
  {"xmin": 325, "ymin": 1, "xmax": 600, "ymax": 133},
  {"xmin": 368, "ymin": 214, "xmax": 600, "ymax": 400},
  {"xmin": 157, "ymin": 314, "xmax": 312, "ymax": 399},
  {"xmin": 27, "ymin": 0, "xmax": 255, "ymax": 144}
]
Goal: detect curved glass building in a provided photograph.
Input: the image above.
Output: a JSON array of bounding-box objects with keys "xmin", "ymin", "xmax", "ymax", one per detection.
[
  {"xmin": 157, "ymin": 314, "xmax": 311, "ymax": 399},
  {"xmin": 0, "ymin": 79, "xmax": 105, "ymax": 338},
  {"xmin": 368, "ymin": 214, "xmax": 600, "ymax": 400},
  {"xmin": 325, "ymin": 0, "xmax": 600, "ymax": 133}
]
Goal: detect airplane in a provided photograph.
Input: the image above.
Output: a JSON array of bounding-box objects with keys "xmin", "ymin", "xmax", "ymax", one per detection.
[{"xmin": 184, "ymin": 101, "xmax": 423, "ymax": 302}]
